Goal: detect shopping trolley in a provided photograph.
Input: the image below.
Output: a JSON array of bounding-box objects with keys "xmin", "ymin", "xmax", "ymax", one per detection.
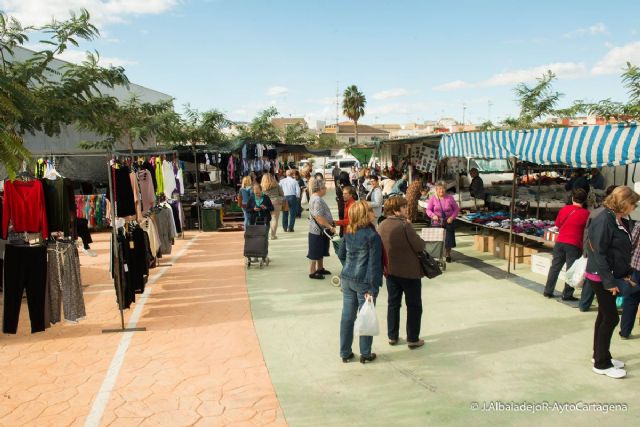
[
  {"xmin": 421, "ymin": 227, "xmax": 447, "ymax": 271},
  {"xmin": 244, "ymin": 217, "xmax": 270, "ymax": 269}
]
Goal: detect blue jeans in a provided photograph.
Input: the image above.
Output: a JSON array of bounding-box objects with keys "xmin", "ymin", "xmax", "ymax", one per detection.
[
  {"xmin": 242, "ymin": 209, "xmax": 251, "ymax": 228},
  {"xmin": 282, "ymin": 195, "xmax": 298, "ymax": 231},
  {"xmin": 340, "ymin": 284, "xmax": 375, "ymax": 358},
  {"xmin": 620, "ymin": 271, "xmax": 640, "ymax": 337}
]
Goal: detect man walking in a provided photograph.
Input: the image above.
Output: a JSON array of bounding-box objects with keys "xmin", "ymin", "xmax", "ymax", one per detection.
[{"xmin": 279, "ymin": 169, "xmax": 301, "ymax": 232}]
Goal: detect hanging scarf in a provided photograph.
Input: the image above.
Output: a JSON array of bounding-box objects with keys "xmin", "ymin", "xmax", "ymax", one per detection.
[{"xmin": 254, "ymin": 194, "xmax": 265, "ymax": 208}]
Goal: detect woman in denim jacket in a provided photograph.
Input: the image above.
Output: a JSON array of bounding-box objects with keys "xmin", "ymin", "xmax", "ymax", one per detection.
[
  {"xmin": 239, "ymin": 176, "xmax": 253, "ymax": 228},
  {"xmin": 337, "ymin": 201, "xmax": 383, "ymax": 364}
]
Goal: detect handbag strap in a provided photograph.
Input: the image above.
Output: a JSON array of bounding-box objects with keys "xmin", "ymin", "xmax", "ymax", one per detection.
[{"xmin": 558, "ymin": 207, "xmax": 579, "ymax": 231}]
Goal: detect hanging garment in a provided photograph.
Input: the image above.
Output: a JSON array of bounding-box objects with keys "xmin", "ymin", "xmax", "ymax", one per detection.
[
  {"xmin": 168, "ymin": 200, "xmax": 183, "ymax": 234},
  {"xmin": 137, "ymin": 169, "xmax": 156, "ymax": 214},
  {"xmin": 2, "ymin": 179, "xmax": 49, "ymax": 239},
  {"xmin": 155, "ymin": 160, "xmax": 165, "ymax": 197},
  {"xmin": 142, "ymin": 160, "xmax": 158, "ymax": 191},
  {"xmin": 113, "ymin": 231, "xmax": 136, "ymax": 310},
  {"xmin": 42, "ymin": 178, "xmax": 76, "ymax": 238},
  {"xmin": 156, "ymin": 207, "xmax": 177, "ymax": 255},
  {"xmin": 162, "ymin": 160, "xmax": 177, "ymax": 199},
  {"xmin": 175, "ymin": 164, "xmax": 185, "ymax": 195},
  {"xmin": 111, "ymin": 165, "xmax": 136, "ymax": 218},
  {"xmin": 129, "ymin": 227, "xmax": 151, "ymax": 293},
  {"xmin": 47, "ymin": 241, "xmax": 86, "ymax": 324},
  {"xmin": 3, "ymin": 244, "xmax": 48, "ymax": 334},
  {"xmin": 140, "ymin": 216, "xmax": 161, "ymax": 258}
]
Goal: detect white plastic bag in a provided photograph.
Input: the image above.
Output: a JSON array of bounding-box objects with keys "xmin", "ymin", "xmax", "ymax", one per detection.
[
  {"xmin": 353, "ymin": 295, "xmax": 379, "ymax": 336},
  {"xmin": 566, "ymin": 256, "xmax": 587, "ymax": 289}
]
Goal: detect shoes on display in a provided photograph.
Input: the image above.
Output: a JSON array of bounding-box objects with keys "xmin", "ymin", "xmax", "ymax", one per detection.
[
  {"xmin": 592, "ymin": 366, "xmax": 626, "ymax": 379},
  {"xmin": 592, "ymin": 358, "xmax": 625, "ymax": 369},
  {"xmin": 360, "ymin": 353, "xmax": 377, "ymax": 364}
]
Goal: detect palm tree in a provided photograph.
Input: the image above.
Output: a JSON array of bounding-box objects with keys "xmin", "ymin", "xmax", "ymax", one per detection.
[{"xmin": 342, "ymin": 85, "xmax": 366, "ymax": 145}]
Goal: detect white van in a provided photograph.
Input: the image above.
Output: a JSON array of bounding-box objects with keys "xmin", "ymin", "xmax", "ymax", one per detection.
[{"xmin": 315, "ymin": 157, "xmax": 361, "ymax": 178}]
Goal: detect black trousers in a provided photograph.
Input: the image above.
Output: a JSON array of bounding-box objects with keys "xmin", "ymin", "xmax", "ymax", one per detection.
[
  {"xmin": 544, "ymin": 242, "xmax": 581, "ymax": 298},
  {"xmin": 591, "ymin": 280, "xmax": 619, "ymax": 369},
  {"xmin": 76, "ymin": 218, "xmax": 93, "ymax": 249},
  {"xmin": 386, "ymin": 275, "xmax": 423, "ymax": 342},
  {"xmin": 3, "ymin": 245, "xmax": 48, "ymax": 334}
]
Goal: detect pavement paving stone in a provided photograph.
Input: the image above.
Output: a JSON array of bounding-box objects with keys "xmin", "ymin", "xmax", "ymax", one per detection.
[
  {"xmin": 0, "ymin": 231, "xmax": 285, "ymax": 427},
  {"xmin": 245, "ymin": 196, "xmax": 640, "ymax": 426}
]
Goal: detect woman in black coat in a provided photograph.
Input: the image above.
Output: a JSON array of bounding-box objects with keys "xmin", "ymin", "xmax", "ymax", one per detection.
[{"xmin": 585, "ymin": 186, "xmax": 640, "ymax": 379}]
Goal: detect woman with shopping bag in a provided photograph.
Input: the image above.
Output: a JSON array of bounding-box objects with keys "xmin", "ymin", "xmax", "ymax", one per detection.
[{"xmin": 337, "ymin": 201, "xmax": 383, "ymax": 364}]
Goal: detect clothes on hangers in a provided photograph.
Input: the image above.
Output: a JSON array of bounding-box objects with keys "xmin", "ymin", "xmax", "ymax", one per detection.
[
  {"xmin": 47, "ymin": 241, "xmax": 85, "ymax": 324},
  {"xmin": 155, "ymin": 158, "xmax": 165, "ymax": 196},
  {"xmin": 42, "ymin": 177, "xmax": 76, "ymax": 238},
  {"xmin": 3, "ymin": 244, "xmax": 48, "ymax": 334},
  {"xmin": 162, "ymin": 159, "xmax": 177, "ymax": 199},
  {"xmin": 137, "ymin": 169, "xmax": 156, "ymax": 213},
  {"xmin": 111, "ymin": 165, "xmax": 137, "ymax": 218},
  {"xmin": 2, "ymin": 179, "xmax": 48, "ymax": 239}
]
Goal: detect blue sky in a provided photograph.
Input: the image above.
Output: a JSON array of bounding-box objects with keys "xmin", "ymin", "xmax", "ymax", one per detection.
[{"xmin": 4, "ymin": 0, "xmax": 640, "ymax": 125}]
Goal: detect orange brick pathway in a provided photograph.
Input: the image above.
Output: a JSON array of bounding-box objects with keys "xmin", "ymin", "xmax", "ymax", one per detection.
[{"xmin": 0, "ymin": 231, "xmax": 286, "ymax": 427}]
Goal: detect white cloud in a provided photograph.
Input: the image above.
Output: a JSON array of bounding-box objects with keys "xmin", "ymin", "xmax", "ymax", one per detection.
[
  {"xmin": 372, "ymin": 88, "xmax": 409, "ymax": 100},
  {"xmin": 480, "ymin": 62, "xmax": 588, "ymax": 86},
  {"xmin": 0, "ymin": 0, "xmax": 179, "ymax": 28},
  {"xmin": 592, "ymin": 41, "xmax": 640, "ymax": 75},
  {"xmin": 433, "ymin": 80, "xmax": 471, "ymax": 91},
  {"xmin": 433, "ymin": 63, "xmax": 588, "ymax": 91},
  {"xmin": 266, "ymin": 86, "xmax": 289, "ymax": 97},
  {"xmin": 564, "ymin": 22, "xmax": 607, "ymax": 38}
]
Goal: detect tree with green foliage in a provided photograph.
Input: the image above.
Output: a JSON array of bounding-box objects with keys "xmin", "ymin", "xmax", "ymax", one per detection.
[
  {"xmin": 313, "ymin": 133, "xmax": 341, "ymax": 149},
  {"xmin": 502, "ymin": 70, "xmax": 562, "ymax": 129},
  {"xmin": 80, "ymin": 95, "xmax": 178, "ymax": 152},
  {"xmin": 582, "ymin": 62, "xmax": 640, "ymax": 122},
  {"xmin": 0, "ymin": 9, "xmax": 130, "ymax": 178},
  {"xmin": 342, "ymin": 85, "xmax": 366, "ymax": 145},
  {"xmin": 171, "ymin": 105, "xmax": 230, "ymax": 149},
  {"xmin": 281, "ymin": 122, "xmax": 314, "ymax": 145},
  {"xmin": 239, "ymin": 107, "xmax": 280, "ymax": 142},
  {"xmin": 476, "ymin": 120, "xmax": 496, "ymax": 131}
]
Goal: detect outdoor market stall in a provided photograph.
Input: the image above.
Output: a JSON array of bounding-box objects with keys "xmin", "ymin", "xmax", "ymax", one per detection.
[{"xmin": 438, "ymin": 123, "xmax": 640, "ymax": 273}]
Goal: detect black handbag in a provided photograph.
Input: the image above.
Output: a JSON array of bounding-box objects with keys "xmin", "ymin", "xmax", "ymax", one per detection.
[
  {"xmin": 401, "ymin": 221, "xmax": 442, "ymax": 279},
  {"xmin": 417, "ymin": 250, "xmax": 442, "ymax": 279}
]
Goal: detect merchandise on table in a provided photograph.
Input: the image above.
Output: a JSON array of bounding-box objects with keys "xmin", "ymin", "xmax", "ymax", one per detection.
[{"xmin": 462, "ymin": 211, "xmax": 555, "ymax": 237}]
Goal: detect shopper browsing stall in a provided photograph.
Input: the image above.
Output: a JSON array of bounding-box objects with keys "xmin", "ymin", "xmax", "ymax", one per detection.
[
  {"xmin": 584, "ymin": 186, "xmax": 640, "ymax": 379},
  {"xmin": 426, "ymin": 181, "xmax": 460, "ymax": 263},
  {"xmin": 543, "ymin": 189, "xmax": 590, "ymax": 300},
  {"xmin": 307, "ymin": 179, "xmax": 335, "ymax": 280},
  {"xmin": 247, "ymin": 183, "xmax": 274, "ymax": 227}
]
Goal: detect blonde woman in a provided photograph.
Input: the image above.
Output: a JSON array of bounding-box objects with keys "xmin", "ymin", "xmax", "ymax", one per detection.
[
  {"xmin": 261, "ymin": 173, "xmax": 284, "ymax": 239},
  {"xmin": 585, "ymin": 186, "xmax": 640, "ymax": 379},
  {"xmin": 337, "ymin": 201, "xmax": 383, "ymax": 364},
  {"xmin": 239, "ymin": 176, "xmax": 253, "ymax": 228}
]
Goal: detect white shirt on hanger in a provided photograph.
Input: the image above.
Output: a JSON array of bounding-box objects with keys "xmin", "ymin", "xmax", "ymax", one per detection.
[{"xmin": 162, "ymin": 160, "xmax": 177, "ymax": 199}]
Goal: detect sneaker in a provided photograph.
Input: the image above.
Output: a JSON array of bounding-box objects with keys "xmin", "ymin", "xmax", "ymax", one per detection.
[
  {"xmin": 592, "ymin": 366, "xmax": 626, "ymax": 378},
  {"xmin": 82, "ymin": 248, "xmax": 98, "ymax": 257},
  {"xmin": 592, "ymin": 358, "xmax": 625, "ymax": 369}
]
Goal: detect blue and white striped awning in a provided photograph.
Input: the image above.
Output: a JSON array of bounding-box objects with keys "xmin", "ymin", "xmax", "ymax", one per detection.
[
  {"xmin": 438, "ymin": 124, "xmax": 640, "ymax": 168},
  {"xmin": 438, "ymin": 130, "xmax": 514, "ymax": 160},
  {"xmin": 514, "ymin": 123, "xmax": 640, "ymax": 167}
]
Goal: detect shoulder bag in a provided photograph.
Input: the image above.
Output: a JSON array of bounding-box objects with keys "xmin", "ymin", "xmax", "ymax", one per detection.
[{"xmin": 401, "ymin": 220, "xmax": 442, "ymax": 279}]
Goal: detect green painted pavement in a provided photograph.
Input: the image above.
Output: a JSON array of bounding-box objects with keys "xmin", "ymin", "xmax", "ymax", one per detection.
[{"xmin": 245, "ymin": 195, "xmax": 639, "ymax": 426}]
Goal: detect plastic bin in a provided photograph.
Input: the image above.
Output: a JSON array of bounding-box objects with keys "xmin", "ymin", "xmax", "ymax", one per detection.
[{"xmin": 201, "ymin": 208, "xmax": 221, "ymax": 231}]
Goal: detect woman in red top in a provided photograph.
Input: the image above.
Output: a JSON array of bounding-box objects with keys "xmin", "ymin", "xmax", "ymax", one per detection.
[
  {"xmin": 336, "ymin": 186, "xmax": 356, "ymax": 237},
  {"xmin": 544, "ymin": 188, "xmax": 590, "ymax": 300}
]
